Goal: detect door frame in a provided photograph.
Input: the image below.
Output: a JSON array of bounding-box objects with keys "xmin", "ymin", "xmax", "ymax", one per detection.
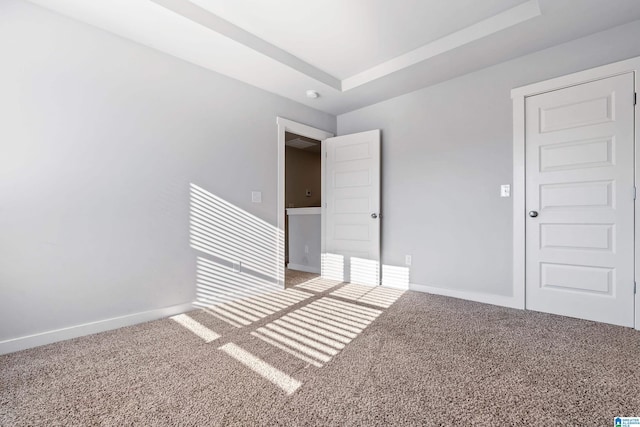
[
  {"xmin": 276, "ymin": 117, "xmax": 334, "ymax": 288},
  {"xmin": 511, "ymin": 56, "xmax": 640, "ymax": 330}
]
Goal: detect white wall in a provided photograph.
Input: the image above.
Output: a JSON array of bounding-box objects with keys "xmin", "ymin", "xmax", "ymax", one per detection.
[
  {"xmin": 338, "ymin": 19, "xmax": 640, "ymax": 298},
  {"xmin": 286, "ymin": 209, "xmax": 322, "ymax": 274},
  {"xmin": 0, "ymin": 0, "xmax": 335, "ymax": 352}
]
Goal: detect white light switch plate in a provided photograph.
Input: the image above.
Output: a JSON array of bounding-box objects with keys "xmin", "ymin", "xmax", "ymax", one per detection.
[
  {"xmin": 500, "ymin": 184, "xmax": 511, "ymax": 198},
  {"xmin": 251, "ymin": 191, "xmax": 262, "ymax": 203}
]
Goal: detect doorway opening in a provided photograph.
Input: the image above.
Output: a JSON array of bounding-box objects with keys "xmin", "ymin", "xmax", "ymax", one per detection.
[
  {"xmin": 284, "ymin": 132, "xmax": 322, "ymax": 287},
  {"xmin": 276, "ymin": 117, "xmax": 334, "ymax": 289}
]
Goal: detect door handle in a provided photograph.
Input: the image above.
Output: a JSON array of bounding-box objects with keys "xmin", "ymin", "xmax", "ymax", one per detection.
[
  {"xmin": 529, "ymin": 210, "xmax": 538, "ymax": 218},
  {"xmin": 371, "ymin": 213, "xmax": 378, "ymax": 219}
]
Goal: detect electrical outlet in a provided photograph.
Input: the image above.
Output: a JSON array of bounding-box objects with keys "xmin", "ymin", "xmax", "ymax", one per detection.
[
  {"xmin": 500, "ymin": 184, "xmax": 511, "ymax": 198},
  {"xmin": 232, "ymin": 261, "xmax": 241, "ymax": 273},
  {"xmin": 251, "ymin": 191, "xmax": 262, "ymax": 203},
  {"xmin": 405, "ymin": 255, "xmax": 412, "ymax": 266}
]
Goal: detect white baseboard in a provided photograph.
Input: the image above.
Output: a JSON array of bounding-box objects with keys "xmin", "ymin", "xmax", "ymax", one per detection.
[
  {"xmin": 408, "ymin": 283, "xmax": 524, "ymax": 309},
  {"xmin": 380, "ymin": 281, "xmax": 410, "ymax": 290},
  {"xmin": 287, "ymin": 263, "xmax": 320, "ymax": 274},
  {"xmin": 0, "ymin": 302, "xmax": 194, "ymax": 356}
]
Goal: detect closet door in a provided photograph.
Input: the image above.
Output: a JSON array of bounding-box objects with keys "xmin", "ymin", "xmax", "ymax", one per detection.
[{"xmin": 525, "ymin": 73, "xmax": 635, "ymax": 327}]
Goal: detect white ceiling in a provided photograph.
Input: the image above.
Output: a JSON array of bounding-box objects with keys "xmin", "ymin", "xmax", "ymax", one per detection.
[
  {"xmin": 25, "ymin": 0, "xmax": 640, "ymax": 115},
  {"xmin": 189, "ymin": 0, "xmax": 529, "ymax": 79}
]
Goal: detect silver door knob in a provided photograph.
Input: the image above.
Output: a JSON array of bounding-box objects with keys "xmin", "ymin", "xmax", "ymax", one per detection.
[
  {"xmin": 371, "ymin": 213, "xmax": 378, "ymax": 219},
  {"xmin": 529, "ymin": 210, "xmax": 538, "ymax": 218}
]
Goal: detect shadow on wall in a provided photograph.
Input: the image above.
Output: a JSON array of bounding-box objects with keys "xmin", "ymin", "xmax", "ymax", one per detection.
[
  {"xmin": 190, "ymin": 183, "xmax": 278, "ymax": 282},
  {"xmin": 189, "ymin": 183, "xmax": 410, "ymax": 324},
  {"xmin": 189, "ymin": 182, "xmax": 282, "ymax": 302}
]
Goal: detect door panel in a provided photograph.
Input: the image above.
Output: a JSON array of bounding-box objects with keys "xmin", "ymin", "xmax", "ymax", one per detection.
[
  {"xmin": 525, "ymin": 73, "xmax": 635, "ymax": 327},
  {"xmin": 539, "ymin": 137, "xmax": 613, "ymax": 172},
  {"xmin": 323, "ymin": 130, "xmax": 380, "ymax": 286},
  {"xmin": 540, "ymin": 223, "xmax": 613, "ymax": 251},
  {"xmin": 539, "ymin": 93, "xmax": 613, "ymax": 133}
]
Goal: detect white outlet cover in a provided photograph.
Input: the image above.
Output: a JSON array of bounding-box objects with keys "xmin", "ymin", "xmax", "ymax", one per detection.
[
  {"xmin": 232, "ymin": 261, "xmax": 242, "ymax": 273},
  {"xmin": 405, "ymin": 255, "xmax": 412, "ymax": 266},
  {"xmin": 251, "ymin": 191, "xmax": 262, "ymax": 203},
  {"xmin": 500, "ymin": 184, "xmax": 511, "ymax": 198}
]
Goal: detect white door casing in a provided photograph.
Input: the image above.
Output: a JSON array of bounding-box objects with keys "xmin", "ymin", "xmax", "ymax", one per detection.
[
  {"xmin": 525, "ymin": 73, "xmax": 635, "ymax": 327},
  {"xmin": 323, "ymin": 130, "xmax": 381, "ymax": 286}
]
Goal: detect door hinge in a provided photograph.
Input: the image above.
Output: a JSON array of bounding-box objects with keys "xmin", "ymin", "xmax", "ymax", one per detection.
[
  {"xmin": 634, "ymin": 281, "xmax": 637, "ymax": 294},
  {"xmin": 634, "ymin": 186, "xmax": 637, "ymax": 201},
  {"xmin": 635, "ymin": 92, "xmax": 637, "ymax": 105}
]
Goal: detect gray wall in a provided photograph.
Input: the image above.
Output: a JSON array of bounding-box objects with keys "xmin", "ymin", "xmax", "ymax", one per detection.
[
  {"xmin": 338, "ymin": 19, "xmax": 640, "ymax": 296},
  {"xmin": 0, "ymin": 0, "xmax": 335, "ymax": 343}
]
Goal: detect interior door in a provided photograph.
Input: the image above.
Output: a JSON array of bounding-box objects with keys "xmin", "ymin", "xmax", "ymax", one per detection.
[
  {"xmin": 323, "ymin": 130, "xmax": 380, "ymax": 286},
  {"xmin": 525, "ymin": 73, "xmax": 635, "ymax": 327}
]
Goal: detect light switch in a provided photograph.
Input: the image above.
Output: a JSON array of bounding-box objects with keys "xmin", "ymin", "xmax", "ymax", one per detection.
[
  {"xmin": 500, "ymin": 184, "xmax": 511, "ymax": 198},
  {"xmin": 251, "ymin": 191, "xmax": 262, "ymax": 203}
]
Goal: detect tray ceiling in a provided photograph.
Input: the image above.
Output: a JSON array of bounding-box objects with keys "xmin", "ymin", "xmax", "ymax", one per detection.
[{"xmin": 24, "ymin": 0, "xmax": 640, "ymax": 114}]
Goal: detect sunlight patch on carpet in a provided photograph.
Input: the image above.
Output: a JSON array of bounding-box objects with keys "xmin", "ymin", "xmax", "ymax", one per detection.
[
  {"xmin": 252, "ymin": 297, "xmax": 382, "ymax": 367},
  {"xmin": 170, "ymin": 314, "xmax": 220, "ymax": 343},
  {"xmin": 330, "ymin": 283, "xmax": 405, "ymax": 308},
  {"xmin": 219, "ymin": 342, "xmax": 302, "ymax": 395},
  {"xmin": 199, "ymin": 288, "xmax": 313, "ymax": 328},
  {"xmin": 294, "ymin": 277, "xmax": 342, "ymax": 293}
]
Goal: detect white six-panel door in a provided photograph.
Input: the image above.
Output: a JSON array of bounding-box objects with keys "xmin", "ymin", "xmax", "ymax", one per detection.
[
  {"xmin": 525, "ymin": 73, "xmax": 635, "ymax": 327},
  {"xmin": 323, "ymin": 130, "xmax": 380, "ymax": 286}
]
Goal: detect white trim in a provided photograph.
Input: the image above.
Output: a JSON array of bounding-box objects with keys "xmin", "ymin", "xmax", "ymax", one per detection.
[
  {"xmin": 286, "ymin": 207, "xmax": 321, "ymax": 215},
  {"xmin": 153, "ymin": 0, "xmax": 341, "ymax": 90},
  {"xmin": 321, "ymin": 142, "xmax": 327, "ymax": 269},
  {"xmin": 286, "ymin": 263, "xmax": 321, "ymax": 274},
  {"xmin": 380, "ymin": 282, "xmax": 410, "ymax": 291},
  {"xmin": 511, "ymin": 55, "xmax": 640, "ymax": 330},
  {"xmin": 343, "ymin": 0, "xmax": 541, "ymax": 91},
  {"xmin": 511, "ymin": 56, "xmax": 640, "ymax": 99},
  {"xmin": 0, "ymin": 302, "xmax": 194, "ymax": 355},
  {"xmin": 512, "ymin": 92, "xmax": 527, "ymax": 310},
  {"xmin": 276, "ymin": 117, "xmax": 333, "ymax": 289},
  {"xmin": 408, "ymin": 283, "xmax": 523, "ymax": 309},
  {"xmin": 635, "ymin": 65, "xmax": 640, "ymax": 332}
]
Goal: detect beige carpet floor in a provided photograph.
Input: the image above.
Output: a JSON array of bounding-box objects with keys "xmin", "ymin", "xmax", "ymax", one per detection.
[
  {"xmin": 1, "ymin": 278, "xmax": 639, "ymax": 426},
  {"xmin": 285, "ymin": 269, "xmax": 320, "ymax": 288}
]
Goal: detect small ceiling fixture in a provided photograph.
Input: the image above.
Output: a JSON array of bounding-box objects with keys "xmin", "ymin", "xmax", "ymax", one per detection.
[{"xmin": 306, "ymin": 90, "xmax": 319, "ymax": 99}]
